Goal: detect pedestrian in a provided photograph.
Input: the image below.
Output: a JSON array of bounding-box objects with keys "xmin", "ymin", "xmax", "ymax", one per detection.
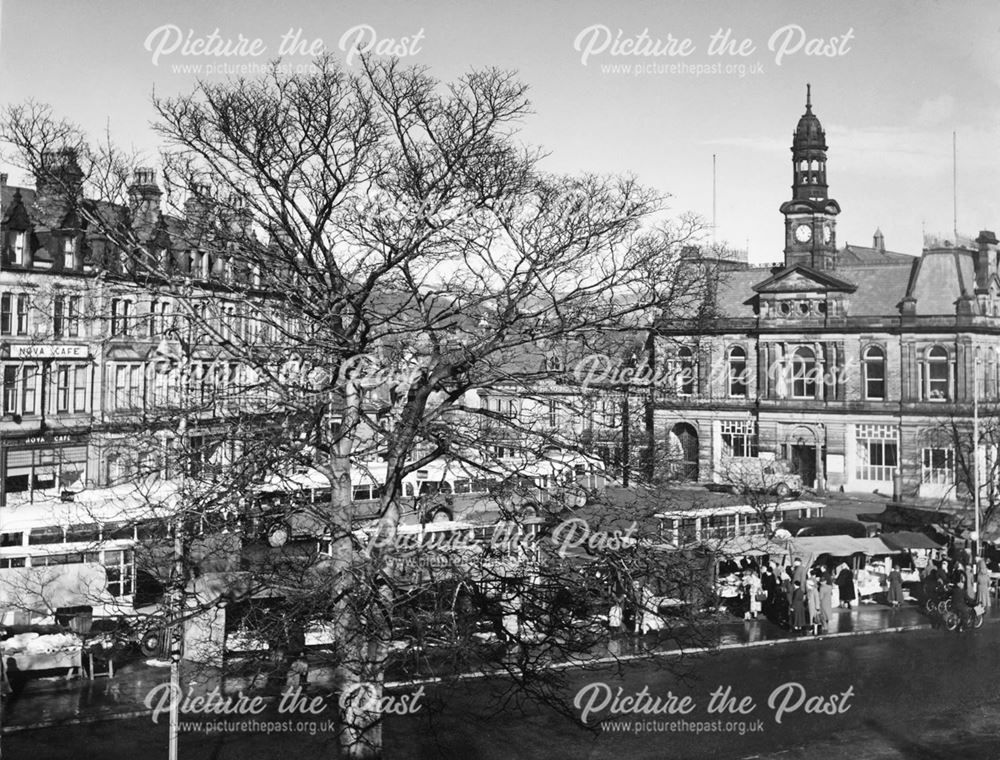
[
  {"xmin": 819, "ymin": 577, "xmax": 833, "ymax": 631},
  {"xmin": 837, "ymin": 563, "xmax": 856, "ymax": 609},
  {"xmin": 746, "ymin": 569, "xmax": 762, "ymax": 620},
  {"xmin": 761, "ymin": 563, "xmax": 777, "ymax": 617},
  {"xmin": 806, "ymin": 579, "xmax": 821, "ymax": 634},
  {"xmin": 887, "ymin": 562, "xmax": 904, "ymax": 607},
  {"xmin": 793, "ymin": 558, "xmax": 809, "ymax": 589},
  {"xmin": 791, "ymin": 581, "xmax": 807, "ymax": 632},
  {"xmin": 778, "ymin": 570, "xmax": 793, "ymax": 628},
  {"xmin": 608, "ymin": 596, "xmax": 623, "ymax": 631},
  {"xmin": 285, "ymin": 655, "xmax": 309, "ymax": 694},
  {"xmin": 976, "ymin": 558, "xmax": 991, "ymax": 612}
]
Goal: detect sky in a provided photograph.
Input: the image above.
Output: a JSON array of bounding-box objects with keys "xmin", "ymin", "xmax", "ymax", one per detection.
[{"xmin": 1, "ymin": 0, "xmax": 999, "ymax": 263}]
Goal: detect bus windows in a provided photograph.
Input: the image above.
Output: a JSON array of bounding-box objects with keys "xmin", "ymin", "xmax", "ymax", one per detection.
[
  {"xmin": 104, "ymin": 522, "xmax": 135, "ymax": 541},
  {"xmin": 37, "ymin": 552, "xmax": 85, "ymax": 566},
  {"xmin": 136, "ymin": 520, "xmax": 170, "ymax": 540},
  {"xmin": 352, "ymin": 484, "xmax": 377, "ymax": 501},
  {"xmin": 678, "ymin": 518, "xmax": 697, "ymax": 543},
  {"xmin": 0, "ymin": 531, "xmax": 23, "ymax": 547},
  {"xmin": 29, "ymin": 526, "xmax": 65, "ymax": 545},
  {"xmin": 0, "ymin": 557, "xmax": 26, "ymax": 568},
  {"xmin": 65, "ymin": 523, "xmax": 101, "ymax": 544},
  {"xmin": 418, "ymin": 481, "xmax": 451, "ymax": 497}
]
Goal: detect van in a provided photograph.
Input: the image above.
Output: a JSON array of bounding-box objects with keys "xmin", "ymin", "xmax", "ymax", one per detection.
[
  {"xmin": 776, "ymin": 517, "xmax": 871, "ymax": 538},
  {"xmin": 718, "ymin": 459, "xmax": 804, "ymax": 498}
]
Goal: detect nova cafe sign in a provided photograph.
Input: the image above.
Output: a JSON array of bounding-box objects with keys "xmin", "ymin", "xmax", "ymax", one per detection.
[{"xmin": 8, "ymin": 344, "xmax": 89, "ymax": 360}]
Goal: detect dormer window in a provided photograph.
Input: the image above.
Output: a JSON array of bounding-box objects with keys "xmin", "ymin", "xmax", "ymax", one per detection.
[
  {"xmin": 63, "ymin": 236, "xmax": 77, "ymax": 270},
  {"xmin": 12, "ymin": 232, "xmax": 26, "ymax": 266}
]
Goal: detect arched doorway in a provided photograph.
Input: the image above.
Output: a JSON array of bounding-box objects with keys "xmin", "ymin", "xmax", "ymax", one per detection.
[
  {"xmin": 668, "ymin": 422, "xmax": 699, "ymax": 481},
  {"xmin": 786, "ymin": 425, "xmax": 824, "ymax": 491}
]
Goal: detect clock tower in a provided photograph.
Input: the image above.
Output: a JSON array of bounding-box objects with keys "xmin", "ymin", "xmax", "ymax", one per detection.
[{"xmin": 779, "ymin": 85, "xmax": 841, "ymax": 270}]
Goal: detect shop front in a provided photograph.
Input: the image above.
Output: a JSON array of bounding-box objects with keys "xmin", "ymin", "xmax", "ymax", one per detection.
[{"xmin": 0, "ymin": 433, "xmax": 90, "ymax": 507}]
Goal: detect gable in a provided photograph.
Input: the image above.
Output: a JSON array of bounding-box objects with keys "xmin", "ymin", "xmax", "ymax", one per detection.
[{"xmin": 752, "ymin": 264, "xmax": 857, "ymax": 294}]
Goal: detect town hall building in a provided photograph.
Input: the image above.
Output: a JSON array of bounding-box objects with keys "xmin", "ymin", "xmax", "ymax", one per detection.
[{"xmin": 654, "ymin": 87, "xmax": 1000, "ymax": 504}]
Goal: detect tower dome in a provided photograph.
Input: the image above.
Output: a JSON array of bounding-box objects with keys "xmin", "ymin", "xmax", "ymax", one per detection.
[{"xmin": 793, "ymin": 84, "xmax": 827, "ymax": 152}]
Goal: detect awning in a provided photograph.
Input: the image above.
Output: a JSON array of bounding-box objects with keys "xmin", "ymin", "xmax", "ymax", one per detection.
[
  {"xmin": 790, "ymin": 535, "xmax": 897, "ymax": 559},
  {"xmin": 697, "ymin": 535, "xmax": 791, "ymax": 557},
  {"xmin": 878, "ymin": 531, "xmax": 944, "ymax": 551}
]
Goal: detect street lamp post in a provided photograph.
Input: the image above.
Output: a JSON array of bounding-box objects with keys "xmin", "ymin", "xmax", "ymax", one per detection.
[
  {"xmin": 973, "ymin": 351, "xmax": 981, "ymax": 563},
  {"xmin": 157, "ymin": 327, "xmax": 191, "ymax": 760}
]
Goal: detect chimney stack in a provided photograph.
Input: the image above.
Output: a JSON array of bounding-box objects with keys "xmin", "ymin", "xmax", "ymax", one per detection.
[
  {"xmin": 34, "ymin": 148, "xmax": 84, "ymax": 225},
  {"xmin": 975, "ymin": 230, "xmax": 998, "ymax": 288},
  {"xmin": 184, "ymin": 181, "xmax": 212, "ymax": 231},
  {"xmin": 129, "ymin": 167, "xmax": 163, "ymax": 231}
]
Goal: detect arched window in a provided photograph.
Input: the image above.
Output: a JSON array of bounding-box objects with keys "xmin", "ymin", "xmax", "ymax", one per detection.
[
  {"xmin": 863, "ymin": 346, "xmax": 886, "ymax": 400},
  {"xmin": 790, "ymin": 346, "xmax": 816, "ymax": 399},
  {"xmin": 676, "ymin": 346, "xmax": 695, "ymax": 396},
  {"xmin": 727, "ymin": 346, "xmax": 748, "ymax": 398},
  {"xmin": 925, "ymin": 346, "xmax": 950, "ymax": 400}
]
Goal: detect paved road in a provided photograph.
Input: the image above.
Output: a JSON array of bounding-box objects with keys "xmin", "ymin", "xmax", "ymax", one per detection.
[{"xmin": 6, "ymin": 620, "xmax": 999, "ymax": 760}]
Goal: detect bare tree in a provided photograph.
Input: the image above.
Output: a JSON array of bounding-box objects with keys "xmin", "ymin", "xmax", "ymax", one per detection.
[{"xmin": 1, "ymin": 55, "xmax": 717, "ymax": 758}]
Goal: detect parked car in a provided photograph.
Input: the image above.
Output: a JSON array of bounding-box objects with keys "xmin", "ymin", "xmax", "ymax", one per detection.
[{"xmin": 718, "ymin": 459, "xmax": 803, "ymax": 498}]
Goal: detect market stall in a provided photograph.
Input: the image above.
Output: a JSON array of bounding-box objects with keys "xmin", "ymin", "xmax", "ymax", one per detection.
[
  {"xmin": 789, "ymin": 535, "xmax": 899, "ymax": 605},
  {"xmin": 1, "ymin": 631, "xmax": 83, "ymax": 687}
]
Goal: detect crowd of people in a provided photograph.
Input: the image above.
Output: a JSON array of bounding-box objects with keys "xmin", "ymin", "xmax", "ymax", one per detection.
[
  {"xmin": 921, "ymin": 556, "xmax": 992, "ymax": 615},
  {"xmin": 730, "ymin": 558, "xmax": 855, "ymax": 634},
  {"xmin": 725, "ymin": 551, "xmax": 993, "ymax": 634}
]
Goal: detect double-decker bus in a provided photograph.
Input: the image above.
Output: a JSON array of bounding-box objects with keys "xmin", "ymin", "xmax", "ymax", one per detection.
[
  {"xmin": 0, "ymin": 481, "xmax": 179, "ymax": 625},
  {"xmin": 249, "ymin": 450, "xmax": 607, "ymax": 547}
]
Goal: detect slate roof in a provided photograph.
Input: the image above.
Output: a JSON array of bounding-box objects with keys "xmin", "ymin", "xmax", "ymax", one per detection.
[
  {"xmin": 839, "ymin": 244, "xmax": 916, "ymax": 267},
  {"xmin": 903, "ymin": 248, "xmax": 978, "ymax": 315},
  {"xmin": 707, "ymin": 261, "xmax": 916, "ymax": 320}
]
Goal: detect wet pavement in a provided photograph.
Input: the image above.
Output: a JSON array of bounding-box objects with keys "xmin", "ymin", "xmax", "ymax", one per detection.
[
  {"xmin": 0, "ymin": 600, "xmax": 964, "ymax": 733},
  {"xmin": 6, "ymin": 604, "xmax": 1000, "ymax": 760}
]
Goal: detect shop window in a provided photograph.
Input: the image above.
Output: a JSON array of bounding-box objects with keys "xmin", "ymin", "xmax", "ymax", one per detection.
[
  {"xmin": 721, "ymin": 419, "xmax": 758, "ymax": 458},
  {"xmin": 855, "ymin": 424, "xmax": 898, "ymax": 481}
]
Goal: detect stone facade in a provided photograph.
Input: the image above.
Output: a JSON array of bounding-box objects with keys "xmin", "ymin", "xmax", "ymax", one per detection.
[{"xmin": 654, "ymin": 90, "xmax": 1000, "ymax": 504}]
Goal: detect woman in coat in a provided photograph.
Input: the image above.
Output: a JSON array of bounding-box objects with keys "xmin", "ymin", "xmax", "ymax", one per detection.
[
  {"xmin": 887, "ymin": 564, "xmax": 904, "ymax": 607},
  {"xmin": 791, "ymin": 581, "xmax": 807, "ymax": 631},
  {"xmin": 746, "ymin": 570, "xmax": 763, "ymax": 620},
  {"xmin": 836, "ymin": 563, "xmax": 856, "ymax": 609},
  {"xmin": 806, "ymin": 579, "xmax": 821, "ymax": 634},
  {"xmin": 761, "ymin": 563, "xmax": 777, "ymax": 617},
  {"xmin": 819, "ymin": 578, "xmax": 834, "ymax": 631},
  {"xmin": 976, "ymin": 558, "xmax": 991, "ymax": 612}
]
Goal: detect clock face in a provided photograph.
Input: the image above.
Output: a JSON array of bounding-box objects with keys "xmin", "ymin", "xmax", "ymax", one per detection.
[
  {"xmin": 823, "ymin": 224, "xmax": 833, "ymax": 244},
  {"xmin": 794, "ymin": 224, "xmax": 812, "ymax": 243}
]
